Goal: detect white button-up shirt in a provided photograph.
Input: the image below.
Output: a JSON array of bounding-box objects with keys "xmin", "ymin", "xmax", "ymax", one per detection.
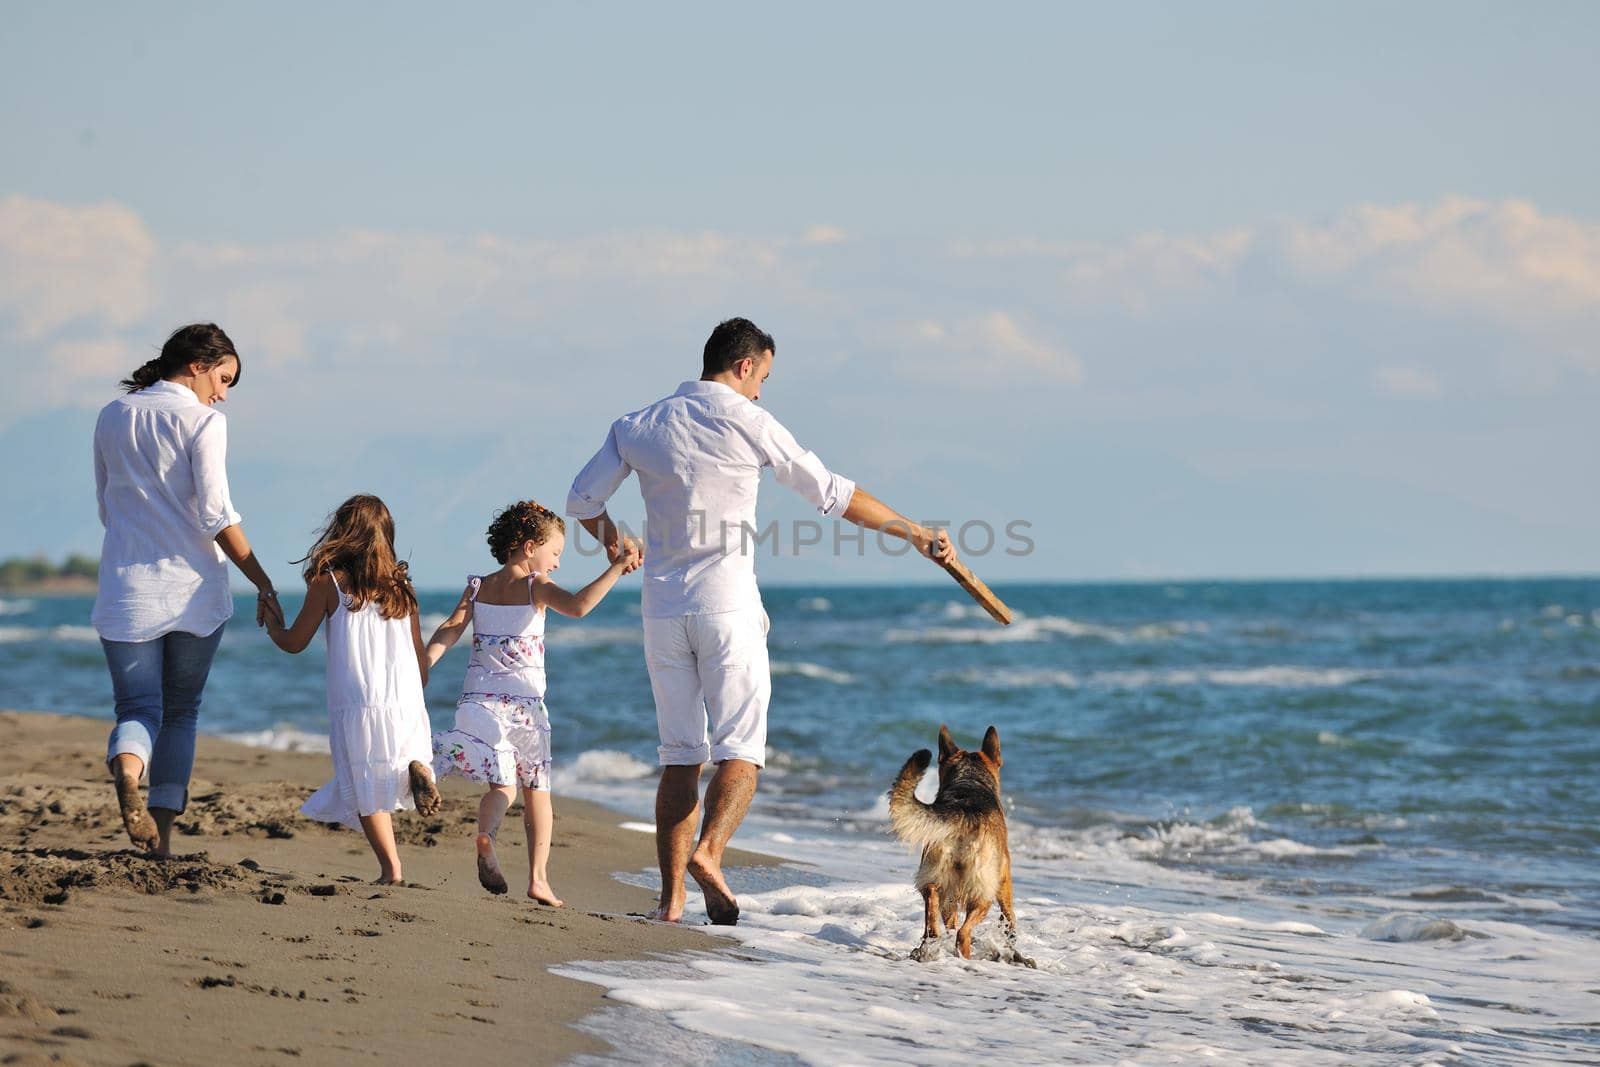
[
  {"xmin": 567, "ymin": 380, "xmax": 855, "ymax": 617},
  {"xmin": 91, "ymin": 380, "xmax": 241, "ymax": 642}
]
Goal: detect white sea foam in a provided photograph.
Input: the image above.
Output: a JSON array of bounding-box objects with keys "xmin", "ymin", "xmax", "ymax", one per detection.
[
  {"xmin": 797, "ymin": 597, "xmax": 832, "ymax": 612},
  {"xmin": 0, "ymin": 598, "xmax": 36, "ymax": 616},
  {"xmin": 771, "ymin": 661, "xmax": 856, "ymax": 685},
  {"xmin": 555, "ymin": 802, "xmax": 1596, "ymax": 1066}
]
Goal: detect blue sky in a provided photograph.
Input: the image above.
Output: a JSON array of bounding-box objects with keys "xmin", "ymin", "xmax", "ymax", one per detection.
[{"xmin": 2, "ymin": 1, "xmax": 1597, "ymax": 586}]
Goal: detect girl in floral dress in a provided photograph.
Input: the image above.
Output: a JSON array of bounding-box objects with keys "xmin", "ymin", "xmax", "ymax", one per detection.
[{"xmin": 427, "ymin": 500, "xmax": 639, "ymax": 904}]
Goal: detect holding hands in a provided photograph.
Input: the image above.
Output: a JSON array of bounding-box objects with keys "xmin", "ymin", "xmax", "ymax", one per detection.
[
  {"xmin": 256, "ymin": 588, "xmax": 286, "ymax": 630},
  {"xmin": 616, "ymin": 536, "xmax": 643, "ymax": 574}
]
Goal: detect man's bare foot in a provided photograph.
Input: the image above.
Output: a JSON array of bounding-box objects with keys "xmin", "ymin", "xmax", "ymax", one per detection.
[
  {"xmin": 409, "ymin": 761, "xmax": 442, "ymax": 817},
  {"xmin": 475, "ymin": 833, "xmax": 508, "ymax": 895},
  {"xmin": 687, "ymin": 850, "xmax": 739, "ymax": 925},
  {"xmin": 114, "ymin": 775, "xmax": 160, "ymax": 851},
  {"xmin": 645, "ymin": 904, "xmax": 682, "ymax": 922},
  {"xmin": 527, "ymin": 879, "xmax": 563, "ymax": 907}
]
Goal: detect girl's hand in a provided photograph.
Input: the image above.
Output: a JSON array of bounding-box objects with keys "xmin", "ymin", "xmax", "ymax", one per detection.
[{"xmin": 619, "ymin": 537, "xmax": 643, "ymax": 574}]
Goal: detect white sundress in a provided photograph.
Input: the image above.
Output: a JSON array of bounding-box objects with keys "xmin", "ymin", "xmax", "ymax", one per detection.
[
  {"xmin": 431, "ymin": 575, "xmax": 553, "ymax": 791},
  {"xmin": 301, "ymin": 573, "xmax": 433, "ymax": 831}
]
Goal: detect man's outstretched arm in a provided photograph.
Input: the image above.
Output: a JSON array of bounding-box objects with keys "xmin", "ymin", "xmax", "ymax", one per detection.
[{"xmin": 841, "ymin": 487, "xmax": 956, "ymax": 566}]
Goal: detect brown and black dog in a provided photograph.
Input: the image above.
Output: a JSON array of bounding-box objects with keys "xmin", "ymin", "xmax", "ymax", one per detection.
[{"xmin": 888, "ymin": 724, "xmax": 1035, "ymax": 966}]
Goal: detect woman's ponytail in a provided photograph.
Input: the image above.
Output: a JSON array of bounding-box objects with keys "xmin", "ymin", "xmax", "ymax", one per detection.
[{"xmin": 120, "ymin": 323, "xmax": 240, "ymax": 393}]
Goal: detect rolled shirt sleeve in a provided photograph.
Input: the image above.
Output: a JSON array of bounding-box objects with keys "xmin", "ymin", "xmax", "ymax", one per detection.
[
  {"xmin": 567, "ymin": 423, "xmax": 634, "ymax": 520},
  {"xmin": 190, "ymin": 413, "xmax": 242, "ymax": 537},
  {"xmin": 757, "ymin": 413, "xmax": 856, "ymax": 520}
]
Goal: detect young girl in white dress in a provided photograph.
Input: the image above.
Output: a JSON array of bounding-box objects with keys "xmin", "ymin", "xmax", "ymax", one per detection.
[
  {"xmin": 266, "ymin": 494, "xmax": 442, "ymax": 884},
  {"xmin": 428, "ymin": 500, "xmax": 639, "ymax": 905}
]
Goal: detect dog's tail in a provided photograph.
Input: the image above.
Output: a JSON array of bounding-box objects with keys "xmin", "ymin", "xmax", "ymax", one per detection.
[{"xmin": 887, "ymin": 749, "xmax": 953, "ymax": 851}]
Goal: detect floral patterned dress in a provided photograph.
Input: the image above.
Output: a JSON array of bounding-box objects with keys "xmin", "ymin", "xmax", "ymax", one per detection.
[{"xmin": 431, "ymin": 576, "xmax": 553, "ymax": 791}]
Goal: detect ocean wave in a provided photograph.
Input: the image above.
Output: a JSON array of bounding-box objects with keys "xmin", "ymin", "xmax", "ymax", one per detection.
[
  {"xmin": 771, "ymin": 660, "xmax": 856, "ymax": 685},
  {"xmin": 1096, "ymin": 666, "xmax": 1369, "ymax": 689},
  {"xmin": 1361, "ymin": 913, "xmax": 1482, "ymax": 942},
  {"xmin": 542, "ymin": 623, "xmax": 642, "ymax": 647},
  {"xmin": 221, "ymin": 725, "xmax": 331, "ymax": 753},
  {"xmin": 946, "ymin": 665, "xmax": 1368, "ymax": 691},
  {"xmin": 0, "ymin": 624, "xmax": 100, "ymax": 644},
  {"xmin": 0, "ymin": 598, "xmax": 36, "ymax": 616},
  {"xmin": 887, "ymin": 614, "xmax": 1207, "ymax": 646},
  {"xmin": 797, "ymin": 597, "xmax": 832, "ymax": 613},
  {"xmin": 562, "ymin": 749, "xmax": 654, "ymax": 783}
]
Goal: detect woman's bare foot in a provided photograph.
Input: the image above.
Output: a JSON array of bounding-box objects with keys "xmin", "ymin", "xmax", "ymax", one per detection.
[
  {"xmin": 114, "ymin": 775, "xmax": 160, "ymax": 852},
  {"xmin": 409, "ymin": 761, "xmax": 442, "ymax": 817},
  {"xmin": 688, "ymin": 849, "xmax": 739, "ymax": 925},
  {"xmin": 475, "ymin": 833, "xmax": 508, "ymax": 895},
  {"xmin": 645, "ymin": 904, "xmax": 682, "ymax": 922},
  {"xmin": 526, "ymin": 879, "xmax": 563, "ymax": 907}
]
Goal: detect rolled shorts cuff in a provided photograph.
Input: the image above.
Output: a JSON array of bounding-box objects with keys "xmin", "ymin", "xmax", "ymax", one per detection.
[
  {"xmin": 147, "ymin": 782, "xmax": 189, "ymax": 813},
  {"xmin": 709, "ymin": 743, "xmax": 765, "ymax": 768},
  {"xmin": 657, "ymin": 741, "xmax": 712, "ymax": 766}
]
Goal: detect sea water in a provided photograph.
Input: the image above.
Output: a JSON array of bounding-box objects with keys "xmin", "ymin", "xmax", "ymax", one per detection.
[{"xmin": 3, "ymin": 579, "xmax": 1597, "ymax": 1064}]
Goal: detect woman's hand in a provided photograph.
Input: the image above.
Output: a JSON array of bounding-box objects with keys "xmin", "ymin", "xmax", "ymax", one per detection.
[{"xmin": 256, "ymin": 588, "xmax": 286, "ymax": 628}]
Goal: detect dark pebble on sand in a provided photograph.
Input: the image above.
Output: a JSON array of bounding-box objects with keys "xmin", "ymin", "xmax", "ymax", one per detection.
[
  {"xmin": 260, "ymin": 891, "xmax": 286, "ymax": 905},
  {"xmin": 239, "ymin": 858, "xmax": 261, "ymax": 870},
  {"xmin": 306, "ymin": 884, "xmax": 338, "ymax": 896}
]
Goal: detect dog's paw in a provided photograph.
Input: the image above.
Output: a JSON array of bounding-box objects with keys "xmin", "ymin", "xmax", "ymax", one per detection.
[
  {"xmin": 909, "ymin": 939, "xmax": 941, "ymax": 963},
  {"xmin": 1008, "ymin": 950, "xmax": 1038, "ymax": 969}
]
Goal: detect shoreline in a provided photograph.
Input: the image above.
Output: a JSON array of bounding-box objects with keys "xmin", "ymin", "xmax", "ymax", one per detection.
[{"xmin": 0, "ymin": 708, "xmax": 780, "ymax": 1066}]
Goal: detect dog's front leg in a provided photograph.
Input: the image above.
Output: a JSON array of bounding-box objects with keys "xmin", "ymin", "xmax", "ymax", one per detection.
[{"xmin": 910, "ymin": 882, "xmax": 943, "ymax": 962}]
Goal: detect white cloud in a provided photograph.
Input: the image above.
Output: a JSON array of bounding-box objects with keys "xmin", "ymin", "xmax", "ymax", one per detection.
[{"xmin": 0, "ymin": 195, "xmax": 155, "ymax": 342}]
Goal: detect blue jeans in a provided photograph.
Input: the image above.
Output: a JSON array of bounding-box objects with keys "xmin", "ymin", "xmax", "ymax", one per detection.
[{"xmin": 101, "ymin": 625, "xmax": 225, "ymax": 813}]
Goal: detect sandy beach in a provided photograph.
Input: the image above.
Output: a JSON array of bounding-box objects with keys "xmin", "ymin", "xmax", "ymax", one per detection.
[{"xmin": 0, "ymin": 708, "xmax": 773, "ymax": 1066}]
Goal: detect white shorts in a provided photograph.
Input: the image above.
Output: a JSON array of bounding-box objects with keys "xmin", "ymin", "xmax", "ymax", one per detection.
[{"xmin": 643, "ymin": 605, "xmax": 771, "ymax": 767}]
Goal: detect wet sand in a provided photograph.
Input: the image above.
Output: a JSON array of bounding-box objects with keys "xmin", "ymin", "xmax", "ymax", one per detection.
[{"xmin": 0, "ymin": 709, "xmax": 775, "ymax": 1066}]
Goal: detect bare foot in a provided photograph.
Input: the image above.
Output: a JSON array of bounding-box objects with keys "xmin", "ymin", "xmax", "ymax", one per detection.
[
  {"xmin": 687, "ymin": 849, "xmax": 739, "ymax": 925},
  {"xmin": 114, "ymin": 775, "xmax": 160, "ymax": 851},
  {"xmin": 526, "ymin": 879, "xmax": 563, "ymax": 907},
  {"xmin": 475, "ymin": 833, "xmax": 508, "ymax": 895},
  {"xmin": 409, "ymin": 761, "xmax": 442, "ymax": 817},
  {"xmin": 645, "ymin": 905, "xmax": 682, "ymax": 922}
]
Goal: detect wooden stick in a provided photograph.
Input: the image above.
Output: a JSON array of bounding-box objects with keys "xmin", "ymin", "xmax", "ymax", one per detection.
[{"xmin": 938, "ymin": 556, "xmax": 1012, "ymax": 625}]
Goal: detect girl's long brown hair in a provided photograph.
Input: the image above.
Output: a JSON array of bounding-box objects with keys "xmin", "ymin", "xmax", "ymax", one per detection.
[{"xmin": 295, "ymin": 494, "xmax": 418, "ymax": 620}]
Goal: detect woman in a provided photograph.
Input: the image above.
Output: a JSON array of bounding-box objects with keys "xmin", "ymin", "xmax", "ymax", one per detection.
[{"xmin": 92, "ymin": 323, "xmax": 284, "ymax": 856}]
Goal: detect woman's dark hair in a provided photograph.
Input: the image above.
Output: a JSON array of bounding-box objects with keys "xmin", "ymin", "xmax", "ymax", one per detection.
[
  {"xmin": 702, "ymin": 317, "xmax": 775, "ymax": 378},
  {"xmin": 295, "ymin": 494, "xmax": 418, "ymax": 620},
  {"xmin": 486, "ymin": 501, "xmax": 566, "ymax": 564},
  {"xmin": 121, "ymin": 323, "xmax": 240, "ymax": 392}
]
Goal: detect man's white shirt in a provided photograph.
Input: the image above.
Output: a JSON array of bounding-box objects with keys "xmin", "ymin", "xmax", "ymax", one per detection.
[{"xmin": 567, "ymin": 380, "xmax": 854, "ymax": 618}]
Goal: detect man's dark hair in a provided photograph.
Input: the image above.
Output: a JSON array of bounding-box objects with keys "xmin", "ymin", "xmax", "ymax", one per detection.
[{"xmin": 702, "ymin": 317, "xmax": 775, "ymax": 378}]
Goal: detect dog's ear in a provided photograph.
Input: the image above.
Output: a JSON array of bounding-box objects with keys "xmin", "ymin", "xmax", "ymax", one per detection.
[
  {"xmin": 937, "ymin": 724, "xmax": 959, "ymax": 761},
  {"xmin": 982, "ymin": 725, "xmax": 1002, "ymax": 767}
]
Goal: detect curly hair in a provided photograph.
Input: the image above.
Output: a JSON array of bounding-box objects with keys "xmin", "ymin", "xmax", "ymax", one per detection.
[{"xmin": 486, "ymin": 500, "xmax": 566, "ymax": 564}]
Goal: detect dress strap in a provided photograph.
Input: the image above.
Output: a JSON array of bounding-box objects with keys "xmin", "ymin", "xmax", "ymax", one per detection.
[
  {"xmin": 525, "ymin": 575, "xmax": 536, "ymax": 606},
  {"xmin": 328, "ymin": 570, "xmax": 344, "ymax": 596},
  {"xmin": 466, "ymin": 576, "xmax": 482, "ymax": 602}
]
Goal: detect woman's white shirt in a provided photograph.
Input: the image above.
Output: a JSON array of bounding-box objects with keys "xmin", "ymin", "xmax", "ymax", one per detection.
[{"xmin": 91, "ymin": 380, "xmax": 242, "ymax": 642}]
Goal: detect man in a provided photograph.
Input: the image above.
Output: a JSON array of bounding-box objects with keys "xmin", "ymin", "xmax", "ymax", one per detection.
[{"xmin": 567, "ymin": 317, "xmax": 957, "ymax": 923}]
